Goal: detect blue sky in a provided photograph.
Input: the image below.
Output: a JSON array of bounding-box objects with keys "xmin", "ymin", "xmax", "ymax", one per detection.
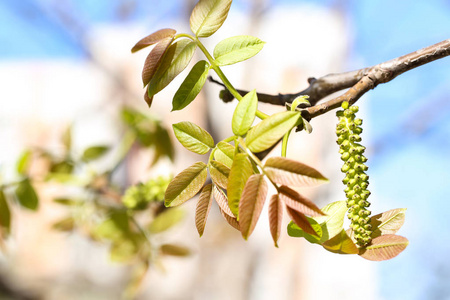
[{"xmin": 1, "ymin": 0, "xmax": 450, "ymax": 299}]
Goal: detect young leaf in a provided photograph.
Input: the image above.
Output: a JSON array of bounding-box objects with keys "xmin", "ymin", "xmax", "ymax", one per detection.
[
  {"xmin": 195, "ymin": 184, "xmax": 213, "ymax": 237},
  {"xmin": 62, "ymin": 125, "xmax": 72, "ymax": 150},
  {"xmin": 219, "ymin": 207, "xmax": 240, "ymax": 231},
  {"xmin": 359, "ymin": 235, "xmax": 409, "ymax": 261},
  {"xmin": 278, "ymin": 185, "xmax": 324, "ymax": 217},
  {"xmin": 144, "ymin": 87, "xmax": 153, "ymax": 107},
  {"xmin": 238, "ymin": 174, "xmax": 268, "ymax": 240},
  {"xmin": 287, "ymin": 218, "xmax": 322, "ymax": 244},
  {"xmin": 190, "ymin": 0, "xmax": 232, "ymax": 38},
  {"xmin": 160, "ymin": 244, "xmax": 191, "ymax": 256},
  {"xmin": 172, "ymin": 60, "xmax": 210, "ymax": 111},
  {"xmin": 173, "ymin": 121, "xmax": 214, "ymax": 155},
  {"xmin": 214, "ymin": 141, "xmax": 235, "ymax": 168},
  {"xmin": 264, "ymin": 157, "xmax": 328, "ymax": 187},
  {"xmin": 110, "ymin": 240, "xmax": 139, "ymax": 262},
  {"xmin": 370, "ymin": 208, "xmax": 407, "ymax": 238},
  {"xmin": 268, "ymin": 194, "xmax": 283, "ymax": 247},
  {"xmin": 209, "ymin": 160, "xmax": 230, "ymax": 190},
  {"xmin": 232, "ymin": 89, "xmax": 257, "ymax": 136},
  {"xmin": 165, "ymin": 161, "xmax": 208, "ymax": 207},
  {"xmin": 81, "ymin": 145, "xmax": 110, "ymax": 162},
  {"xmin": 213, "ymin": 186, "xmax": 234, "ymax": 217},
  {"xmin": 246, "ymin": 111, "xmax": 300, "ymax": 153},
  {"xmin": 213, "ymin": 36, "xmax": 265, "ymax": 66},
  {"xmin": 0, "ymin": 190, "xmax": 11, "ymax": 235},
  {"xmin": 286, "ymin": 206, "xmax": 319, "ymax": 237},
  {"xmin": 148, "ymin": 208, "xmax": 185, "ymax": 233},
  {"xmin": 131, "ymin": 28, "xmax": 176, "ymax": 53},
  {"xmin": 142, "ymin": 37, "xmax": 174, "ymax": 86},
  {"xmin": 52, "ymin": 217, "xmax": 75, "ymax": 232},
  {"xmin": 16, "ymin": 150, "xmax": 32, "ymax": 176},
  {"xmin": 15, "ymin": 179, "xmax": 39, "ymax": 211},
  {"xmin": 227, "ymin": 153, "xmax": 253, "ymax": 218},
  {"xmin": 148, "ymin": 40, "xmax": 197, "ymax": 98},
  {"xmin": 322, "ymin": 229, "xmax": 359, "ymax": 255}
]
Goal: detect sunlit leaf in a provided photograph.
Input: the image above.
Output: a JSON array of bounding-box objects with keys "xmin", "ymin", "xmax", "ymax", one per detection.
[
  {"xmin": 214, "ymin": 141, "xmax": 235, "ymax": 168},
  {"xmin": 15, "ymin": 179, "xmax": 39, "ymax": 211},
  {"xmin": 370, "ymin": 208, "xmax": 407, "ymax": 238},
  {"xmin": 172, "ymin": 60, "xmax": 210, "ymax": 111},
  {"xmin": 213, "ymin": 186, "xmax": 234, "ymax": 217},
  {"xmin": 268, "ymin": 194, "xmax": 283, "ymax": 247},
  {"xmin": 214, "ymin": 36, "xmax": 265, "ymax": 66},
  {"xmin": 278, "ymin": 185, "xmax": 324, "ymax": 217},
  {"xmin": 286, "ymin": 206, "xmax": 318, "ymax": 237},
  {"xmin": 322, "ymin": 229, "xmax": 359, "ymax": 255},
  {"xmin": 232, "ymin": 89, "xmax": 257, "ymax": 136},
  {"xmin": 359, "ymin": 235, "xmax": 409, "ymax": 261},
  {"xmin": 190, "ymin": 0, "xmax": 232, "ymax": 38},
  {"xmin": 195, "ymin": 184, "xmax": 213, "ymax": 237},
  {"xmin": 227, "ymin": 153, "xmax": 253, "ymax": 218},
  {"xmin": 165, "ymin": 162, "xmax": 208, "ymax": 207},
  {"xmin": 264, "ymin": 157, "xmax": 328, "ymax": 187},
  {"xmin": 246, "ymin": 111, "xmax": 300, "ymax": 153},
  {"xmin": 238, "ymin": 174, "xmax": 268, "ymax": 239},
  {"xmin": 219, "ymin": 207, "xmax": 240, "ymax": 231},
  {"xmin": 148, "ymin": 207, "xmax": 185, "ymax": 233},
  {"xmin": 0, "ymin": 190, "xmax": 11, "ymax": 236},
  {"xmin": 148, "ymin": 40, "xmax": 197, "ymax": 98},
  {"xmin": 62, "ymin": 125, "xmax": 72, "ymax": 151},
  {"xmin": 153, "ymin": 123, "xmax": 174, "ymax": 164},
  {"xmin": 81, "ymin": 145, "xmax": 110, "ymax": 162},
  {"xmin": 52, "ymin": 216, "xmax": 75, "ymax": 232},
  {"xmin": 173, "ymin": 121, "xmax": 214, "ymax": 155},
  {"xmin": 50, "ymin": 160, "xmax": 74, "ymax": 174},
  {"xmin": 209, "ymin": 160, "xmax": 230, "ymax": 189},
  {"xmin": 142, "ymin": 37, "xmax": 174, "ymax": 86},
  {"xmin": 16, "ymin": 150, "xmax": 32, "ymax": 176},
  {"xmin": 160, "ymin": 244, "xmax": 191, "ymax": 256},
  {"xmin": 131, "ymin": 28, "xmax": 176, "ymax": 53}
]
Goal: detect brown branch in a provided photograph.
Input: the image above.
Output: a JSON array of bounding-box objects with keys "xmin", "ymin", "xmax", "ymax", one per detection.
[{"xmin": 211, "ymin": 39, "xmax": 450, "ymax": 117}]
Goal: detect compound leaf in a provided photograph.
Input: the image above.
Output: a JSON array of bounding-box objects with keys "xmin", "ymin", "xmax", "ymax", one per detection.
[
  {"xmin": 232, "ymin": 89, "xmax": 257, "ymax": 136},
  {"xmin": 190, "ymin": 0, "xmax": 232, "ymax": 38},
  {"xmin": 173, "ymin": 121, "xmax": 214, "ymax": 155},
  {"xmin": 214, "ymin": 36, "xmax": 265, "ymax": 66},
  {"xmin": 286, "ymin": 206, "xmax": 319, "ymax": 237}
]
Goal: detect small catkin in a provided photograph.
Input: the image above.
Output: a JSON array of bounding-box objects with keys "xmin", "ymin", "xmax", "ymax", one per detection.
[{"xmin": 336, "ymin": 102, "xmax": 372, "ymax": 246}]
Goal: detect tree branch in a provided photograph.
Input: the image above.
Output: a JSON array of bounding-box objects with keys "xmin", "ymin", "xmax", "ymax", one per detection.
[{"xmin": 211, "ymin": 39, "xmax": 450, "ymax": 118}]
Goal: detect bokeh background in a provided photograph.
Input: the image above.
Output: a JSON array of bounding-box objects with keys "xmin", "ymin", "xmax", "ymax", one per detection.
[{"xmin": 1, "ymin": 0, "xmax": 450, "ymax": 299}]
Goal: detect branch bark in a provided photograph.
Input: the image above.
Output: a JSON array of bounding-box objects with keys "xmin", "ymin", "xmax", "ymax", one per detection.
[{"xmin": 211, "ymin": 39, "xmax": 450, "ymax": 120}]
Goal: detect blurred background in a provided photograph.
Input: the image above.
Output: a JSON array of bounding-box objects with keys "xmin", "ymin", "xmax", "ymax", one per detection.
[{"xmin": 1, "ymin": 0, "xmax": 450, "ymax": 299}]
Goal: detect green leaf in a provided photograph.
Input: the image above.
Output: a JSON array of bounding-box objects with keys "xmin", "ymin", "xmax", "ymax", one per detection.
[
  {"xmin": 370, "ymin": 208, "xmax": 407, "ymax": 238},
  {"xmin": 173, "ymin": 121, "xmax": 214, "ymax": 155},
  {"xmin": 214, "ymin": 36, "xmax": 265, "ymax": 66},
  {"xmin": 214, "ymin": 141, "xmax": 235, "ymax": 168},
  {"xmin": 195, "ymin": 184, "xmax": 213, "ymax": 237},
  {"xmin": 286, "ymin": 206, "xmax": 320, "ymax": 237},
  {"xmin": 131, "ymin": 28, "xmax": 176, "ymax": 53},
  {"xmin": 287, "ymin": 218, "xmax": 323, "ymax": 244},
  {"xmin": 268, "ymin": 194, "xmax": 283, "ymax": 247},
  {"xmin": 238, "ymin": 174, "xmax": 268, "ymax": 239},
  {"xmin": 246, "ymin": 111, "xmax": 301, "ymax": 153},
  {"xmin": 81, "ymin": 145, "xmax": 110, "ymax": 162},
  {"xmin": 209, "ymin": 160, "xmax": 230, "ymax": 190},
  {"xmin": 153, "ymin": 123, "xmax": 175, "ymax": 164},
  {"xmin": 0, "ymin": 189, "xmax": 11, "ymax": 236},
  {"xmin": 62, "ymin": 125, "xmax": 72, "ymax": 150},
  {"xmin": 16, "ymin": 150, "xmax": 32, "ymax": 176},
  {"xmin": 172, "ymin": 60, "xmax": 210, "ymax": 111},
  {"xmin": 165, "ymin": 162, "xmax": 208, "ymax": 207},
  {"xmin": 322, "ymin": 229, "xmax": 359, "ymax": 255},
  {"xmin": 110, "ymin": 239, "xmax": 139, "ymax": 262},
  {"xmin": 148, "ymin": 40, "xmax": 197, "ymax": 98},
  {"xmin": 53, "ymin": 198, "xmax": 82, "ymax": 206},
  {"xmin": 264, "ymin": 157, "xmax": 328, "ymax": 187},
  {"xmin": 94, "ymin": 211, "xmax": 130, "ymax": 241},
  {"xmin": 359, "ymin": 235, "xmax": 409, "ymax": 261},
  {"xmin": 190, "ymin": 0, "xmax": 232, "ymax": 38},
  {"xmin": 15, "ymin": 179, "xmax": 39, "ymax": 210},
  {"xmin": 142, "ymin": 37, "xmax": 174, "ymax": 86},
  {"xmin": 148, "ymin": 207, "xmax": 185, "ymax": 233},
  {"xmin": 227, "ymin": 153, "xmax": 253, "ymax": 218},
  {"xmin": 232, "ymin": 89, "xmax": 258, "ymax": 136},
  {"xmin": 52, "ymin": 216, "xmax": 75, "ymax": 232},
  {"xmin": 160, "ymin": 244, "xmax": 191, "ymax": 256}
]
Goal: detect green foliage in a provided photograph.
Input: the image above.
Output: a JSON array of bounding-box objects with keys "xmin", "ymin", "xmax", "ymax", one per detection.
[
  {"xmin": 15, "ymin": 179, "xmax": 39, "ymax": 211},
  {"xmin": 232, "ymin": 90, "xmax": 258, "ymax": 136},
  {"xmin": 81, "ymin": 145, "xmax": 110, "ymax": 162},
  {"xmin": 213, "ymin": 36, "xmax": 265, "ymax": 66},
  {"xmin": 0, "ymin": 189, "xmax": 11, "ymax": 236},
  {"xmin": 172, "ymin": 121, "xmax": 214, "ymax": 155},
  {"xmin": 189, "ymin": 0, "xmax": 232, "ymax": 38},
  {"xmin": 227, "ymin": 153, "xmax": 254, "ymax": 218}
]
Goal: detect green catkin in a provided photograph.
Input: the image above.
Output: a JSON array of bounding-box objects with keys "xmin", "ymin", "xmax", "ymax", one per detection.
[{"xmin": 336, "ymin": 101, "xmax": 372, "ymax": 246}]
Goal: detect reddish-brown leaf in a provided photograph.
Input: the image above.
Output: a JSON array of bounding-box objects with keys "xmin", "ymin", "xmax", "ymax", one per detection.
[
  {"xmin": 322, "ymin": 229, "xmax": 359, "ymax": 254},
  {"xmin": 238, "ymin": 174, "xmax": 268, "ymax": 240},
  {"xmin": 268, "ymin": 194, "xmax": 283, "ymax": 247},
  {"xmin": 131, "ymin": 28, "xmax": 176, "ymax": 53},
  {"xmin": 195, "ymin": 184, "xmax": 213, "ymax": 237},
  {"xmin": 359, "ymin": 235, "xmax": 409, "ymax": 261},
  {"xmin": 213, "ymin": 186, "xmax": 234, "ymax": 217},
  {"xmin": 264, "ymin": 157, "xmax": 328, "ymax": 187},
  {"xmin": 219, "ymin": 207, "xmax": 240, "ymax": 231},
  {"xmin": 142, "ymin": 37, "xmax": 174, "ymax": 86},
  {"xmin": 209, "ymin": 160, "xmax": 230, "ymax": 190},
  {"xmin": 278, "ymin": 185, "xmax": 324, "ymax": 217},
  {"xmin": 144, "ymin": 88, "xmax": 153, "ymax": 107},
  {"xmin": 286, "ymin": 206, "xmax": 318, "ymax": 237},
  {"xmin": 370, "ymin": 208, "xmax": 406, "ymax": 238}
]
